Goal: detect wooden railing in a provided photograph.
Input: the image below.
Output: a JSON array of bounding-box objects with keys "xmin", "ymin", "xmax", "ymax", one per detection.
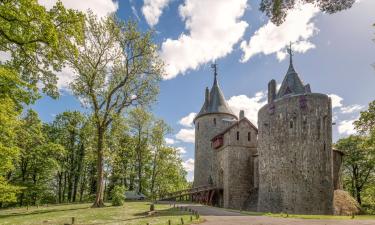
[{"xmin": 159, "ymin": 185, "xmax": 221, "ymax": 205}]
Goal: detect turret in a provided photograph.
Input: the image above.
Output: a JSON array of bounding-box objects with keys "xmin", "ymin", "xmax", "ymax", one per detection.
[
  {"xmin": 193, "ymin": 63, "xmax": 237, "ymax": 187},
  {"xmin": 257, "ymin": 44, "xmax": 333, "ymax": 215}
]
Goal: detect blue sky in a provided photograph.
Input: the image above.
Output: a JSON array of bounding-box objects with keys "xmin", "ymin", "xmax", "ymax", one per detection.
[{"xmin": 30, "ymin": 0, "xmax": 375, "ymax": 181}]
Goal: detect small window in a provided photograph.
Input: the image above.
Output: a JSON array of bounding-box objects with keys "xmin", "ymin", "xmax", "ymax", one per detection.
[
  {"xmin": 248, "ymin": 132, "xmax": 251, "ymax": 141},
  {"xmin": 197, "ymin": 122, "xmax": 199, "ymax": 131},
  {"xmin": 290, "ymin": 120, "xmax": 293, "ymax": 129},
  {"xmin": 236, "ymin": 131, "xmax": 239, "ymax": 140},
  {"xmin": 213, "ymin": 118, "xmax": 216, "ymax": 126}
]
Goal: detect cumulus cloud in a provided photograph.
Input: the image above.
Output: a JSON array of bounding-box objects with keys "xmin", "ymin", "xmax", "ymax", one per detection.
[
  {"xmin": 160, "ymin": 0, "xmax": 248, "ymax": 79},
  {"xmin": 38, "ymin": 0, "xmax": 118, "ymax": 17},
  {"xmin": 56, "ymin": 66, "xmax": 77, "ymax": 91},
  {"xmin": 341, "ymin": 105, "xmax": 365, "ymax": 114},
  {"xmin": 240, "ymin": 3, "xmax": 319, "ymax": 62},
  {"xmin": 227, "ymin": 91, "xmax": 267, "ymax": 124},
  {"xmin": 179, "ymin": 112, "xmax": 197, "ymax": 127},
  {"xmin": 182, "ymin": 158, "xmax": 194, "ymax": 172},
  {"xmin": 142, "ymin": 0, "xmax": 171, "ymax": 27},
  {"xmin": 176, "ymin": 146, "xmax": 187, "ymax": 154},
  {"xmin": 328, "ymin": 94, "xmax": 343, "ymax": 109},
  {"xmin": 338, "ymin": 119, "xmax": 357, "ymax": 135},
  {"xmin": 165, "ymin": 137, "xmax": 177, "ymax": 145},
  {"xmin": 175, "ymin": 128, "xmax": 195, "ymax": 143},
  {"xmin": 0, "ymin": 51, "xmax": 11, "ymax": 63}
]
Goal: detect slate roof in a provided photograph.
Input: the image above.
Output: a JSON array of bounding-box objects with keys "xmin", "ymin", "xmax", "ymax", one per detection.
[
  {"xmin": 276, "ymin": 50, "xmax": 311, "ymax": 99},
  {"xmin": 194, "ymin": 74, "xmax": 236, "ymax": 122},
  {"xmin": 211, "ymin": 117, "xmax": 258, "ymax": 141}
]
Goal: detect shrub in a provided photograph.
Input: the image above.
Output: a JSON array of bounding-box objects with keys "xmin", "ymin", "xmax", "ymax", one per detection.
[{"xmin": 111, "ymin": 185, "xmax": 126, "ymax": 206}]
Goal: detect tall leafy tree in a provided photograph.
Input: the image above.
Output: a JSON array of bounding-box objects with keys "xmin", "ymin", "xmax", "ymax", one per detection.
[
  {"xmin": 336, "ymin": 135, "xmax": 375, "ymax": 205},
  {"xmin": 259, "ymin": 0, "xmax": 355, "ymax": 25},
  {"xmin": 68, "ymin": 14, "xmax": 163, "ymax": 207},
  {"xmin": 0, "ymin": 0, "xmax": 84, "ymax": 98}
]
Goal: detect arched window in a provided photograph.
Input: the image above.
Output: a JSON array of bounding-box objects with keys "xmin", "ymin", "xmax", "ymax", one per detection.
[
  {"xmin": 213, "ymin": 118, "xmax": 216, "ymax": 126},
  {"xmin": 236, "ymin": 131, "xmax": 239, "ymax": 140},
  {"xmin": 248, "ymin": 132, "xmax": 251, "ymax": 141},
  {"xmin": 289, "ymin": 120, "xmax": 293, "ymax": 129}
]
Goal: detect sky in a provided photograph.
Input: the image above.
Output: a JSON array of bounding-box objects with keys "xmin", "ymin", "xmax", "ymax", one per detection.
[{"xmin": 16, "ymin": 0, "xmax": 375, "ymax": 181}]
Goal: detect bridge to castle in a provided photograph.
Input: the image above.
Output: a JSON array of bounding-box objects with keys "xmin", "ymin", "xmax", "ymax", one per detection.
[{"xmin": 159, "ymin": 185, "xmax": 221, "ymax": 205}]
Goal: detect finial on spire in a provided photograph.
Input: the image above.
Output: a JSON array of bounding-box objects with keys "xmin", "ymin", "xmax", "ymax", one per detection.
[
  {"xmin": 287, "ymin": 42, "xmax": 294, "ymax": 65},
  {"xmin": 211, "ymin": 61, "xmax": 218, "ymax": 82}
]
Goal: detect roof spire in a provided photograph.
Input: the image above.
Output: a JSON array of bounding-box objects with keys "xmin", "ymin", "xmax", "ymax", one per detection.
[
  {"xmin": 287, "ymin": 41, "xmax": 293, "ymax": 66},
  {"xmin": 211, "ymin": 61, "xmax": 218, "ymax": 84},
  {"xmin": 286, "ymin": 42, "xmax": 296, "ymax": 74}
]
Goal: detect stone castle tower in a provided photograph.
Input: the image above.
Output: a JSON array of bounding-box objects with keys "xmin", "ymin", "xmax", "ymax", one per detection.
[
  {"xmin": 193, "ymin": 66, "xmax": 237, "ymax": 187},
  {"xmin": 257, "ymin": 49, "xmax": 334, "ymax": 214}
]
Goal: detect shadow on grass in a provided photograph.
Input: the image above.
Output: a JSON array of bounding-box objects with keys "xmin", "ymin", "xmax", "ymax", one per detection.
[{"xmin": 0, "ymin": 205, "xmax": 90, "ymax": 219}]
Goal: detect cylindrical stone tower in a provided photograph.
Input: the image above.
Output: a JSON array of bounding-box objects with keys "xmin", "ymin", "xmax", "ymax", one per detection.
[
  {"xmin": 193, "ymin": 68, "xmax": 237, "ymax": 187},
  {"xmin": 257, "ymin": 54, "xmax": 333, "ymax": 214}
]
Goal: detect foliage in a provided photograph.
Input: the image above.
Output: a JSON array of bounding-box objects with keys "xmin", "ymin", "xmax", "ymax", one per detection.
[
  {"xmin": 68, "ymin": 13, "xmax": 163, "ymax": 207},
  {"xmin": 259, "ymin": 0, "xmax": 355, "ymax": 25},
  {"xmin": 0, "ymin": 0, "xmax": 84, "ymax": 98},
  {"xmin": 335, "ymin": 100, "xmax": 375, "ymax": 213},
  {"xmin": 111, "ymin": 185, "xmax": 126, "ymax": 206}
]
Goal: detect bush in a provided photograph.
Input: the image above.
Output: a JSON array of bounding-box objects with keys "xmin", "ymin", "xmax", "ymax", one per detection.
[{"xmin": 111, "ymin": 185, "xmax": 126, "ymax": 206}]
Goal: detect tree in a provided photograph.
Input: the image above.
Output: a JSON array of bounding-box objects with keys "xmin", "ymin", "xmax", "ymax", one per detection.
[
  {"xmin": 46, "ymin": 111, "xmax": 86, "ymax": 203},
  {"xmin": 128, "ymin": 108, "xmax": 153, "ymax": 195},
  {"xmin": 149, "ymin": 119, "xmax": 171, "ymax": 199},
  {"xmin": 335, "ymin": 135, "xmax": 375, "ymax": 205},
  {"xmin": 14, "ymin": 110, "xmax": 65, "ymax": 206},
  {"xmin": 0, "ymin": 0, "xmax": 84, "ymax": 98},
  {"xmin": 68, "ymin": 14, "xmax": 163, "ymax": 207},
  {"xmin": 0, "ymin": 68, "xmax": 30, "ymax": 205},
  {"xmin": 259, "ymin": 0, "xmax": 355, "ymax": 25}
]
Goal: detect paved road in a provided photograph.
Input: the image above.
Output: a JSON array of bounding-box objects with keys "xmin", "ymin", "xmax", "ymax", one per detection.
[{"xmin": 173, "ymin": 203, "xmax": 375, "ymax": 225}]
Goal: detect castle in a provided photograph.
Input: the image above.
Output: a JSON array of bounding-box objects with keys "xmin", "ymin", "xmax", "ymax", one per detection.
[{"xmin": 193, "ymin": 50, "xmax": 343, "ymax": 214}]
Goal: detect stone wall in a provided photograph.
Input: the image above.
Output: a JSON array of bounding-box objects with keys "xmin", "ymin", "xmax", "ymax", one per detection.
[
  {"xmin": 216, "ymin": 120, "xmax": 257, "ymax": 209},
  {"xmin": 257, "ymin": 93, "xmax": 334, "ymax": 214},
  {"xmin": 194, "ymin": 113, "xmax": 237, "ymax": 187},
  {"xmin": 333, "ymin": 149, "xmax": 344, "ymax": 190}
]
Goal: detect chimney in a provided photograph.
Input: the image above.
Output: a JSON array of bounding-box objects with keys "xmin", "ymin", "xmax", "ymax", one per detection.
[
  {"xmin": 239, "ymin": 110, "xmax": 245, "ymax": 120},
  {"xmin": 268, "ymin": 79, "xmax": 276, "ymax": 103}
]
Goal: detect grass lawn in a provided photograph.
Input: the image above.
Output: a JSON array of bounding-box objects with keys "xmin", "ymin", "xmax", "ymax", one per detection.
[{"xmin": 0, "ymin": 201, "xmax": 201, "ymax": 225}]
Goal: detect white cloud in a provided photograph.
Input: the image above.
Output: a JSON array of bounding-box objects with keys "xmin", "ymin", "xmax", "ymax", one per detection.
[
  {"xmin": 175, "ymin": 128, "xmax": 195, "ymax": 143},
  {"xmin": 165, "ymin": 137, "xmax": 177, "ymax": 145},
  {"xmin": 160, "ymin": 0, "xmax": 248, "ymax": 79},
  {"xmin": 340, "ymin": 105, "xmax": 364, "ymax": 114},
  {"xmin": 338, "ymin": 119, "xmax": 357, "ymax": 135},
  {"xmin": 0, "ymin": 51, "xmax": 11, "ymax": 63},
  {"xmin": 227, "ymin": 91, "xmax": 267, "ymax": 124},
  {"xmin": 182, "ymin": 158, "xmax": 194, "ymax": 172},
  {"xmin": 179, "ymin": 112, "xmax": 197, "ymax": 127},
  {"xmin": 240, "ymin": 3, "xmax": 319, "ymax": 62},
  {"xmin": 328, "ymin": 94, "xmax": 343, "ymax": 109},
  {"xmin": 38, "ymin": 0, "xmax": 118, "ymax": 17},
  {"xmin": 176, "ymin": 146, "xmax": 187, "ymax": 154},
  {"xmin": 142, "ymin": 0, "xmax": 171, "ymax": 27},
  {"xmin": 56, "ymin": 66, "xmax": 77, "ymax": 91}
]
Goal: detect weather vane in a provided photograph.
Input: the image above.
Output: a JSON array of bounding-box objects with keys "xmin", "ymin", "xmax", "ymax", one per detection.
[
  {"xmin": 211, "ymin": 61, "xmax": 218, "ymax": 79},
  {"xmin": 287, "ymin": 42, "xmax": 293, "ymax": 64}
]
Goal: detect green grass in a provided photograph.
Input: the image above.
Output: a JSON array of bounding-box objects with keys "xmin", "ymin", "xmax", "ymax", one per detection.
[{"xmin": 0, "ymin": 201, "xmax": 202, "ymax": 225}]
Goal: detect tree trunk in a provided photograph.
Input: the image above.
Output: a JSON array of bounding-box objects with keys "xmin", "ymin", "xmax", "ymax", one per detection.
[
  {"xmin": 73, "ymin": 143, "xmax": 85, "ymax": 202},
  {"xmin": 58, "ymin": 172, "xmax": 63, "ymax": 203},
  {"xmin": 92, "ymin": 127, "xmax": 105, "ymax": 208}
]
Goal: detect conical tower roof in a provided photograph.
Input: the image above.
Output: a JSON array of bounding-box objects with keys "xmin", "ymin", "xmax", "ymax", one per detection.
[
  {"xmin": 276, "ymin": 44, "xmax": 311, "ymax": 99},
  {"xmin": 194, "ymin": 65, "xmax": 236, "ymax": 122}
]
